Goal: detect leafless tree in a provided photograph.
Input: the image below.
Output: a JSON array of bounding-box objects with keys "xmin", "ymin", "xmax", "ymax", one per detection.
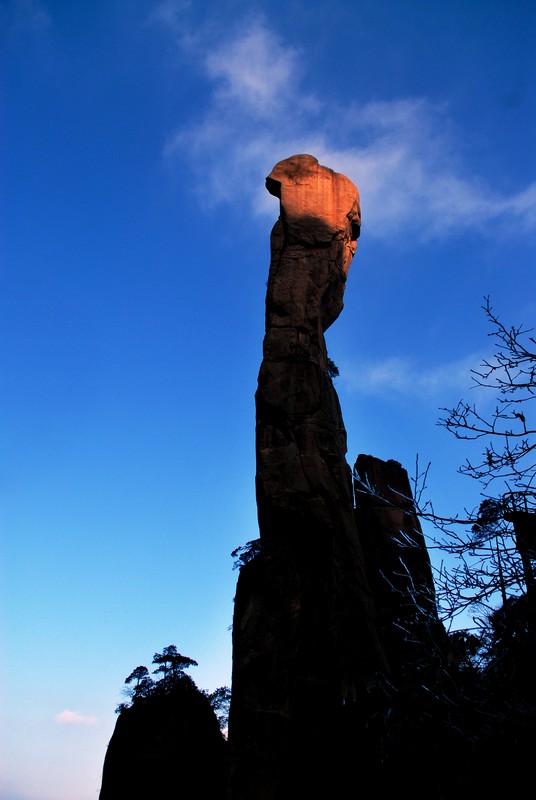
[
  {"xmin": 438, "ymin": 296, "xmax": 535, "ymax": 495},
  {"xmin": 355, "ymin": 299, "xmax": 536, "ymax": 628},
  {"xmin": 433, "ymin": 298, "xmax": 535, "ymax": 622}
]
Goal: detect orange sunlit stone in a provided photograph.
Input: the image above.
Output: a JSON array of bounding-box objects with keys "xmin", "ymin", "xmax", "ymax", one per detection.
[{"xmin": 265, "ymin": 154, "xmax": 360, "ymax": 275}]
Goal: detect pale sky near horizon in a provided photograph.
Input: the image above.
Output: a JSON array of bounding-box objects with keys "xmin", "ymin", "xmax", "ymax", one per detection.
[{"xmin": 2, "ymin": 1, "xmax": 535, "ymax": 798}]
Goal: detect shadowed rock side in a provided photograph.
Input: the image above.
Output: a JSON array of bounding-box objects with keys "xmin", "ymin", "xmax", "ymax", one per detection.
[
  {"xmin": 353, "ymin": 454, "xmax": 449, "ymax": 670},
  {"xmin": 227, "ymin": 156, "xmax": 388, "ymax": 800},
  {"xmin": 352, "ymin": 456, "xmax": 458, "ymax": 797},
  {"xmin": 351, "ymin": 455, "xmax": 535, "ymax": 800}
]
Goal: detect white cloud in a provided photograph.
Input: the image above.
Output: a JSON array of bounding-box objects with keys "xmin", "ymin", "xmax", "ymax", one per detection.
[
  {"xmin": 54, "ymin": 709, "xmax": 98, "ymax": 726},
  {"xmin": 160, "ymin": 16, "xmax": 535, "ymax": 239},
  {"xmin": 205, "ymin": 25, "xmax": 301, "ymax": 119},
  {"xmin": 339, "ymin": 353, "xmax": 486, "ymax": 400}
]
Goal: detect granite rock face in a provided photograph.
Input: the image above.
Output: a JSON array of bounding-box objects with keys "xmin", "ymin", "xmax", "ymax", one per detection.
[{"xmin": 228, "ymin": 156, "xmax": 386, "ymax": 799}]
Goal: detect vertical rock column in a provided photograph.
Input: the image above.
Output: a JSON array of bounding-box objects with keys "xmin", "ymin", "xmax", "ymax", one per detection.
[
  {"xmin": 228, "ymin": 156, "xmax": 387, "ymax": 800},
  {"xmin": 354, "ymin": 454, "xmax": 449, "ymax": 671}
]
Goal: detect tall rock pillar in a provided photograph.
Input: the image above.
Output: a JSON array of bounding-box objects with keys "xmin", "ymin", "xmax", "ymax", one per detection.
[{"xmin": 228, "ymin": 156, "xmax": 387, "ymax": 800}]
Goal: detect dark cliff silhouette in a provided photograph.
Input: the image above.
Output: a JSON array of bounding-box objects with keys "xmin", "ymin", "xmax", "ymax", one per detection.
[{"xmin": 99, "ymin": 650, "xmax": 228, "ymax": 799}]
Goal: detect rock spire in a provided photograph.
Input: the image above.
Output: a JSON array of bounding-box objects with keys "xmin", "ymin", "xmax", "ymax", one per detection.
[{"xmin": 227, "ymin": 155, "xmax": 386, "ymax": 799}]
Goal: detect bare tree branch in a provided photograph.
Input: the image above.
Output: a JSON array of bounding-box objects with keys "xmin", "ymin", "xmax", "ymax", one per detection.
[{"xmin": 356, "ymin": 299, "xmax": 536, "ymax": 628}]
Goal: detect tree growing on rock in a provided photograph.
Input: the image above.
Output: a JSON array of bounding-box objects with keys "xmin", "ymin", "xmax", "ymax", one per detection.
[
  {"xmin": 115, "ymin": 645, "xmax": 230, "ymax": 734},
  {"xmin": 101, "ymin": 646, "xmax": 229, "ymax": 799},
  {"xmin": 152, "ymin": 644, "xmax": 198, "ymax": 688},
  {"xmin": 123, "ymin": 665, "xmax": 155, "ymax": 702},
  {"xmin": 204, "ymin": 686, "xmax": 231, "ymax": 731}
]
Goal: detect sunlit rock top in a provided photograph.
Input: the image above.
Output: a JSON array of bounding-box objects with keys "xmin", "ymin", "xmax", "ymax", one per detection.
[{"xmin": 265, "ymin": 154, "xmax": 361, "ymax": 274}]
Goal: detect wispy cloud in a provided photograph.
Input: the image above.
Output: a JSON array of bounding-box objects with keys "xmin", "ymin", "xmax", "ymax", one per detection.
[
  {"xmin": 3, "ymin": 0, "xmax": 51, "ymax": 34},
  {"xmin": 54, "ymin": 709, "xmax": 98, "ymax": 726},
  {"xmin": 205, "ymin": 25, "xmax": 302, "ymax": 119},
  {"xmin": 158, "ymin": 13, "xmax": 535, "ymax": 239},
  {"xmin": 339, "ymin": 353, "xmax": 487, "ymax": 400}
]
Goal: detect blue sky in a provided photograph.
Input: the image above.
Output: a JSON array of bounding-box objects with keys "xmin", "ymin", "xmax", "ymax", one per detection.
[{"xmin": 2, "ymin": 1, "xmax": 535, "ymax": 798}]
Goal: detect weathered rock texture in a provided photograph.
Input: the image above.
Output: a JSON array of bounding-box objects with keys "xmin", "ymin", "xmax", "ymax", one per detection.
[{"xmin": 228, "ymin": 156, "xmax": 387, "ymax": 799}]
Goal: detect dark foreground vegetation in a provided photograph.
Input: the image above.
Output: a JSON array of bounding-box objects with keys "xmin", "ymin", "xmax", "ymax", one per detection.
[{"xmin": 99, "ymin": 594, "xmax": 535, "ymax": 799}]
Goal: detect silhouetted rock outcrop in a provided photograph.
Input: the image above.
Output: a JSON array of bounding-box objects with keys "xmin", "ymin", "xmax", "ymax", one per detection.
[
  {"xmin": 354, "ymin": 454, "xmax": 449, "ymax": 671},
  {"xmin": 353, "ymin": 455, "xmax": 458, "ymax": 799},
  {"xmin": 99, "ymin": 678, "xmax": 228, "ymax": 799},
  {"xmin": 228, "ymin": 155, "xmax": 388, "ymax": 800}
]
